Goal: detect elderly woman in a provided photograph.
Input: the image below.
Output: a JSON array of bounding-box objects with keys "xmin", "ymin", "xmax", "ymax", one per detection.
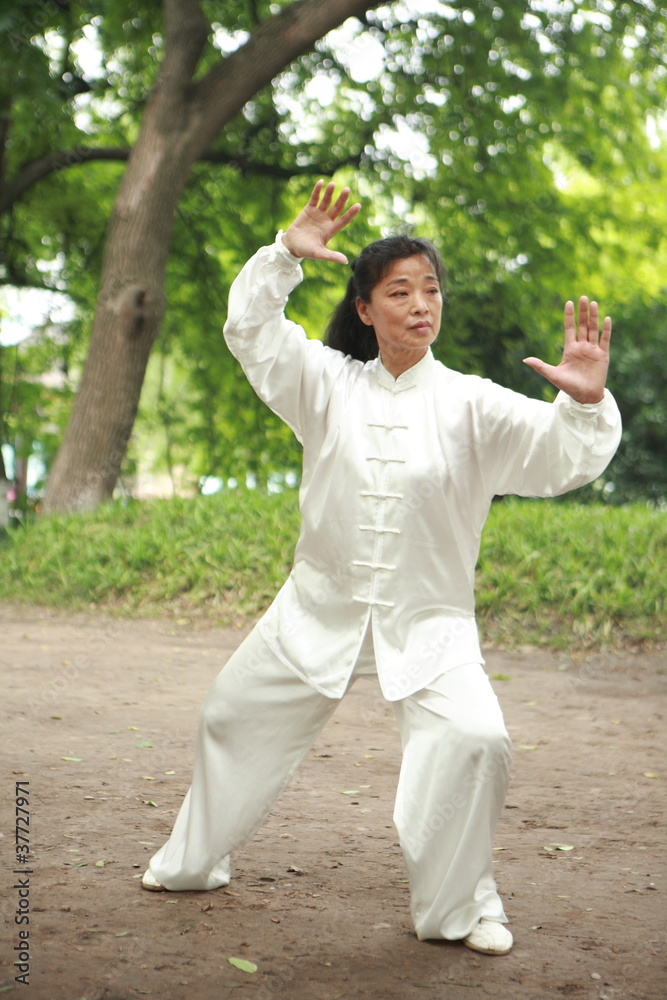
[{"xmin": 142, "ymin": 182, "xmax": 621, "ymax": 956}]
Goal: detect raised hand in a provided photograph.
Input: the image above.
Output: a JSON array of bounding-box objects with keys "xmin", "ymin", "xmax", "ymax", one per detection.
[
  {"xmin": 523, "ymin": 296, "xmax": 611, "ymax": 404},
  {"xmin": 282, "ymin": 180, "xmax": 361, "ymax": 264}
]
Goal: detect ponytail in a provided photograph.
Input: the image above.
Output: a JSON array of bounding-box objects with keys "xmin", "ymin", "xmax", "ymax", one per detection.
[{"xmin": 325, "ymin": 274, "xmax": 379, "ymax": 363}]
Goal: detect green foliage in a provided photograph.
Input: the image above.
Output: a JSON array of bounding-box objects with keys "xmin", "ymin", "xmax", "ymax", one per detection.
[
  {"xmin": 0, "ymin": 493, "xmax": 663, "ymax": 649},
  {"xmin": 603, "ymin": 296, "xmax": 667, "ymax": 504},
  {"xmin": 1, "ymin": 1, "xmax": 666, "ymax": 495}
]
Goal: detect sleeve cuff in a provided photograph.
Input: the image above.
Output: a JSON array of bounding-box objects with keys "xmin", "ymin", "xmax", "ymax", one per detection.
[{"xmin": 559, "ymin": 388, "xmax": 612, "ymax": 419}]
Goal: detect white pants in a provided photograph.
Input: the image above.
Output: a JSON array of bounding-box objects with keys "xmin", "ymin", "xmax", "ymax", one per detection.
[{"xmin": 147, "ymin": 624, "xmax": 511, "ymax": 940}]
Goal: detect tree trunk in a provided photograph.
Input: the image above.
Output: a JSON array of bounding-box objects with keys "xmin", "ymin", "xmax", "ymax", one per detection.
[
  {"xmin": 41, "ymin": 134, "xmax": 194, "ymax": 512},
  {"xmin": 42, "ymin": 0, "xmax": 381, "ymax": 514}
]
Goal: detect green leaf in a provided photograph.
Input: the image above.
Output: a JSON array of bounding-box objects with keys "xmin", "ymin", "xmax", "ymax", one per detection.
[
  {"xmin": 61, "ymin": 757, "xmax": 83, "ymax": 762},
  {"xmin": 227, "ymin": 957, "xmax": 258, "ymax": 974}
]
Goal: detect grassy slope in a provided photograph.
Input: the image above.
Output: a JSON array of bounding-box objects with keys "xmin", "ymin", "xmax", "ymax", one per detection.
[{"xmin": 0, "ymin": 493, "xmax": 663, "ymax": 648}]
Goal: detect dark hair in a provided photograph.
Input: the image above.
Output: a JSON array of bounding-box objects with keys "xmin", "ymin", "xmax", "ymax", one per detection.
[{"xmin": 324, "ymin": 235, "xmax": 447, "ymax": 362}]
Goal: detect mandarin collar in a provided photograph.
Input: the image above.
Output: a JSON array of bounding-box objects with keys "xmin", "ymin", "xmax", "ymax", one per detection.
[{"xmin": 371, "ymin": 348, "xmax": 435, "ymax": 392}]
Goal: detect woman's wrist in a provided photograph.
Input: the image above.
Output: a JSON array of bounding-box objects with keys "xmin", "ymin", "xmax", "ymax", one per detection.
[{"xmin": 281, "ymin": 229, "xmax": 303, "ymax": 258}]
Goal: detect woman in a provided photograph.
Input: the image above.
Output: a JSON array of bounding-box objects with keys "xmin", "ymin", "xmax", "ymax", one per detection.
[{"xmin": 142, "ymin": 182, "xmax": 621, "ymax": 956}]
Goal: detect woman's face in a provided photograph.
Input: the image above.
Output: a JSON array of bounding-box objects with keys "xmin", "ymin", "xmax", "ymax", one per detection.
[{"xmin": 355, "ymin": 254, "xmax": 443, "ymax": 371}]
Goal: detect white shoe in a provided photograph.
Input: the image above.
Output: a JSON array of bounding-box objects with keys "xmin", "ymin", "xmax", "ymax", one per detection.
[
  {"xmin": 141, "ymin": 869, "xmax": 166, "ymax": 892},
  {"xmin": 463, "ymin": 918, "xmax": 513, "ymax": 955}
]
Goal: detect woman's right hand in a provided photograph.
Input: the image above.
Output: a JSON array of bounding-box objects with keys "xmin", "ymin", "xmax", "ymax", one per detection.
[{"xmin": 282, "ymin": 180, "xmax": 361, "ymax": 264}]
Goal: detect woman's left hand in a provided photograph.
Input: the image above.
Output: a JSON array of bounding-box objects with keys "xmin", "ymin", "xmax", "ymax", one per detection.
[{"xmin": 523, "ymin": 296, "xmax": 611, "ymax": 404}]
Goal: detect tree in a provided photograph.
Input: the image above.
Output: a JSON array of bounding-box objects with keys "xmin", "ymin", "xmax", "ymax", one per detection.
[
  {"xmin": 1, "ymin": 0, "xmax": 665, "ymax": 511},
  {"xmin": 2, "ymin": 0, "xmax": 385, "ymax": 512}
]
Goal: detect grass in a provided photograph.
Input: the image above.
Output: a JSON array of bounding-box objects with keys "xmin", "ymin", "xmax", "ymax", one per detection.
[
  {"xmin": 0, "ymin": 492, "xmax": 664, "ymax": 649},
  {"xmin": 475, "ymin": 499, "xmax": 665, "ymax": 648}
]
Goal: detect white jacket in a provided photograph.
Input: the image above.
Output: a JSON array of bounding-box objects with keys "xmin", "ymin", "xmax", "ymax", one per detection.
[{"xmin": 223, "ymin": 235, "xmax": 622, "ymax": 700}]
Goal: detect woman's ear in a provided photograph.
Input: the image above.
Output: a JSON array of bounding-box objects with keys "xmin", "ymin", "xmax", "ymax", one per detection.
[{"xmin": 356, "ymin": 297, "xmax": 373, "ymax": 327}]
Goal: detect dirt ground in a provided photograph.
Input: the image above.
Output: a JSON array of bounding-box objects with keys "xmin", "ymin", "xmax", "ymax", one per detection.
[{"xmin": 1, "ymin": 602, "xmax": 665, "ymax": 1000}]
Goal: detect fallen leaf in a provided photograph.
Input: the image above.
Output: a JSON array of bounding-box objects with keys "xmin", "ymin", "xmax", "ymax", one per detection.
[
  {"xmin": 643, "ymin": 772, "xmax": 659, "ymax": 779},
  {"xmin": 143, "ymin": 800, "xmax": 158, "ymax": 807},
  {"xmin": 164, "ymin": 770, "xmax": 176, "ymax": 775},
  {"xmin": 340, "ymin": 790, "xmax": 359, "ymax": 795},
  {"xmin": 127, "ymin": 726, "xmax": 140, "ymax": 731},
  {"xmin": 518, "ymin": 744, "xmax": 537, "ymax": 750},
  {"xmin": 61, "ymin": 757, "xmax": 83, "ymax": 762},
  {"xmin": 491, "ymin": 674, "xmax": 511, "ymax": 681},
  {"xmin": 545, "ymin": 843, "xmax": 574, "ymax": 852},
  {"xmin": 136, "ymin": 742, "xmax": 154, "ymax": 749},
  {"xmin": 227, "ymin": 957, "xmax": 257, "ymax": 974},
  {"xmin": 95, "ymin": 860, "xmax": 106, "ymax": 868}
]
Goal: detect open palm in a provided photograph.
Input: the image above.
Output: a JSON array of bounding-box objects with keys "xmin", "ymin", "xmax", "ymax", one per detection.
[
  {"xmin": 282, "ymin": 180, "xmax": 361, "ymax": 264},
  {"xmin": 524, "ymin": 297, "xmax": 611, "ymax": 404}
]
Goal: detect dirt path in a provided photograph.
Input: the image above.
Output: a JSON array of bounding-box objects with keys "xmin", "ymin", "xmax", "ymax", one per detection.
[{"xmin": 1, "ymin": 603, "xmax": 665, "ymax": 1000}]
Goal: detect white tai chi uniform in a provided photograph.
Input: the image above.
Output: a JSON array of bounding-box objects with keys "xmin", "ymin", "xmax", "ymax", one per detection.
[{"xmin": 148, "ymin": 235, "xmax": 622, "ymax": 940}]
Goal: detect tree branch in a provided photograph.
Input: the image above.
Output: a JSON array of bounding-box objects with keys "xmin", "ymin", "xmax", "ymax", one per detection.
[
  {"xmin": 160, "ymin": 0, "xmax": 209, "ymax": 92},
  {"xmin": 188, "ymin": 0, "xmax": 385, "ymax": 158},
  {"xmin": 200, "ymin": 148, "xmax": 364, "ymax": 177},
  {"xmin": 0, "ymin": 147, "xmax": 131, "ymax": 215},
  {"xmin": 0, "ymin": 144, "xmax": 367, "ymax": 216}
]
